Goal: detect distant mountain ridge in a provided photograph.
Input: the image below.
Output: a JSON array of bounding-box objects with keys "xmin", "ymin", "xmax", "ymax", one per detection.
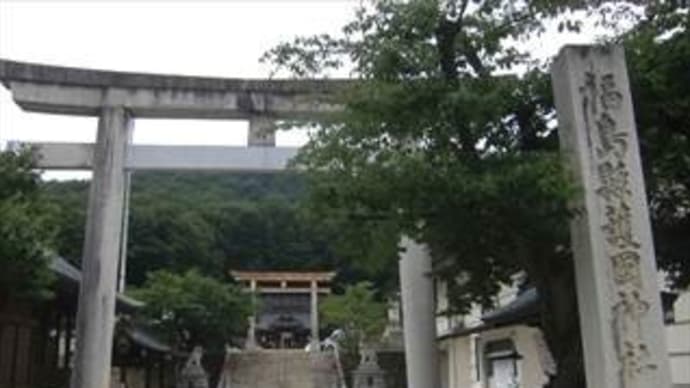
[{"xmin": 40, "ymin": 172, "xmax": 337, "ymax": 286}]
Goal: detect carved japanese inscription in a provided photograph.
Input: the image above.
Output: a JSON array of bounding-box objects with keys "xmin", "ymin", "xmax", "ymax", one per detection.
[{"xmin": 579, "ymin": 63, "xmax": 657, "ymax": 385}]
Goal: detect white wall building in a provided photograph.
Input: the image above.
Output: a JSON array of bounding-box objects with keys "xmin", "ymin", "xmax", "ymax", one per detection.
[
  {"xmin": 434, "ymin": 278, "xmax": 690, "ymax": 388},
  {"xmin": 667, "ymin": 291, "xmax": 690, "ymax": 388},
  {"xmin": 435, "ymin": 277, "xmax": 553, "ymax": 388}
]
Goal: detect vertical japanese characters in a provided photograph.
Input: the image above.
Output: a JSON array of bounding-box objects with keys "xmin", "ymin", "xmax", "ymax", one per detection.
[{"xmin": 579, "ymin": 64, "xmax": 657, "ymax": 385}]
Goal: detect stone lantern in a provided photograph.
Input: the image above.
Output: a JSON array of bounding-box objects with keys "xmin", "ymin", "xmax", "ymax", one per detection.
[
  {"xmin": 176, "ymin": 346, "xmax": 209, "ymax": 388},
  {"xmin": 352, "ymin": 347, "xmax": 386, "ymax": 388}
]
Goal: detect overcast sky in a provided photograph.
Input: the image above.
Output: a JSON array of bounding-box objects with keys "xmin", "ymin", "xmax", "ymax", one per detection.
[{"xmin": 0, "ymin": 1, "xmax": 596, "ymax": 180}]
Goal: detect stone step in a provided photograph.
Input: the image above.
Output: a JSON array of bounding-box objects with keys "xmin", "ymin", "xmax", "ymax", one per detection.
[{"xmin": 217, "ymin": 350, "xmax": 340, "ymax": 388}]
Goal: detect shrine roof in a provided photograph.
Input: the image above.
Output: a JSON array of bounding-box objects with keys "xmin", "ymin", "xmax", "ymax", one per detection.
[
  {"xmin": 230, "ymin": 270, "xmax": 336, "ymax": 282},
  {"xmin": 50, "ymin": 256, "xmax": 145, "ymax": 312}
]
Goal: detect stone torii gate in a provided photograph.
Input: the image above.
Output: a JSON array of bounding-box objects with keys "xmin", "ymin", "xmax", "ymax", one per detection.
[
  {"xmin": 0, "ymin": 58, "xmax": 351, "ymax": 388},
  {"xmin": 0, "ymin": 44, "xmax": 672, "ymax": 388}
]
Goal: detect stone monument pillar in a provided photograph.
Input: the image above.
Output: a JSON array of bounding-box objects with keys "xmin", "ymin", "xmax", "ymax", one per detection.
[
  {"xmin": 399, "ymin": 236, "xmax": 440, "ymax": 388},
  {"xmin": 552, "ymin": 45, "xmax": 671, "ymax": 388}
]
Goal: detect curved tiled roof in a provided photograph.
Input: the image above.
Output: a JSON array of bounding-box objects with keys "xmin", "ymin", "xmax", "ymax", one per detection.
[{"xmin": 49, "ymin": 256, "xmax": 144, "ymax": 311}]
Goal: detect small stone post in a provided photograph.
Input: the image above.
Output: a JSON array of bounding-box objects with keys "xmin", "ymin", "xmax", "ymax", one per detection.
[
  {"xmin": 399, "ymin": 236, "xmax": 440, "ymax": 388},
  {"xmin": 70, "ymin": 106, "xmax": 132, "ymax": 388},
  {"xmin": 552, "ymin": 45, "xmax": 671, "ymax": 388},
  {"xmin": 310, "ymin": 279, "xmax": 320, "ymax": 351},
  {"xmin": 246, "ymin": 279, "xmax": 258, "ymax": 350}
]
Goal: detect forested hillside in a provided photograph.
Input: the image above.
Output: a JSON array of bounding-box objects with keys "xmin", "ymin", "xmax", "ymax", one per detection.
[{"xmin": 41, "ymin": 172, "xmax": 390, "ymax": 289}]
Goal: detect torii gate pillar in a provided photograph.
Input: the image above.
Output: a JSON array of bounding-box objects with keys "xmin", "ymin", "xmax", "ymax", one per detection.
[
  {"xmin": 71, "ymin": 106, "xmax": 132, "ymax": 388},
  {"xmin": 399, "ymin": 236, "xmax": 440, "ymax": 388}
]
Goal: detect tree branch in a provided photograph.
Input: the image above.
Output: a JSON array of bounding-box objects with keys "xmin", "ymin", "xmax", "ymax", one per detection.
[{"xmin": 436, "ymin": 18, "xmax": 461, "ymax": 80}]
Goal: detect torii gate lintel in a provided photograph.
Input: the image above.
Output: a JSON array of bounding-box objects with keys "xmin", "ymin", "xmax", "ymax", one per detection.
[{"xmin": 0, "ymin": 59, "xmax": 351, "ymax": 119}]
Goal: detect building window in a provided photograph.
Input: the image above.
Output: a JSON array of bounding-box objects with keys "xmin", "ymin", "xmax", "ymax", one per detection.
[{"xmin": 484, "ymin": 338, "xmax": 521, "ymax": 388}]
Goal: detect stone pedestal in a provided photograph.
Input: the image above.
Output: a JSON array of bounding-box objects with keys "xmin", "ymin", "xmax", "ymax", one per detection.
[
  {"xmin": 552, "ymin": 45, "xmax": 671, "ymax": 388},
  {"xmin": 177, "ymin": 347, "xmax": 209, "ymax": 388},
  {"xmin": 399, "ymin": 237, "xmax": 440, "ymax": 388},
  {"xmin": 352, "ymin": 348, "xmax": 386, "ymax": 388}
]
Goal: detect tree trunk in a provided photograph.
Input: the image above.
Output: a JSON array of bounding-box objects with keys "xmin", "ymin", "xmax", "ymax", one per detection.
[{"xmin": 533, "ymin": 257, "xmax": 586, "ymax": 388}]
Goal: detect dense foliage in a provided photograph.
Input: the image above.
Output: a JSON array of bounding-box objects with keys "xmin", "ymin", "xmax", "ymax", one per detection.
[
  {"xmin": 41, "ymin": 172, "xmax": 395, "ymax": 289},
  {"xmin": 322, "ymin": 281, "xmax": 387, "ymax": 343},
  {"xmin": 130, "ymin": 269, "xmax": 251, "ymax": 351},
  {"xmin": 622, "ymin": 6, "xmax": 690, "ymax": 288},
  {"xmin": 0, "ymin": 149, "xmax": 55, "ymax": 300}
]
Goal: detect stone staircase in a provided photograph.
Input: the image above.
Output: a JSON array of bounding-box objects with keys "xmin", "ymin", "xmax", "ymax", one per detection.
[{"xmin": 218, "ymin": 349, "xmax": 341, "ymax": 388}]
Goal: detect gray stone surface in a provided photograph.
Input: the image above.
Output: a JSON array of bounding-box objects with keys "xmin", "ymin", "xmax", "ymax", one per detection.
[
  {"xmin": 15, "ymin": 141, "xmax": 299, "ymax": 172},
  {"xmin": 310, "ymin": 280, "xmax": 320, "ymax": 351},
  {"xmin": 248, "ymin": 117, "xmax": 277, "ymax": 147},
  {"xmin": 217, "ymin": 349, "xmax": 340, "ymax": 388},
  {"xmin": 552, "ymin": 45, "xmax": 671, "ymax": 388},
  {"xmin": 399, "ymin": 237, "xmax": 440, "ymax": 388},
  {"xmin": 0, "ymin": 59, "xmax": 350, "ymax": 119},
  {"xmin": 0, "ymin": 59, "xmax": 351, "ymax": 92},
  {"xmin": 70, "ymin": 107, "xmax": 132, "ymax": 388}
]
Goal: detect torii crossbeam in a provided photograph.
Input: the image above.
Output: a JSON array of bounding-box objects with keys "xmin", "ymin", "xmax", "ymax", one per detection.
[{"xmin": 10, "ymin": 142, "xmax": 300, "ymax": 172}]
